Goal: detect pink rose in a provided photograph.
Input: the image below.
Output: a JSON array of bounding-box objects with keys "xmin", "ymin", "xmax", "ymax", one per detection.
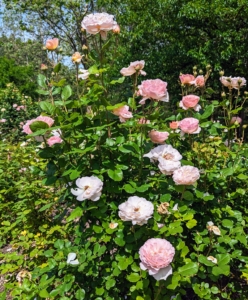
[
  {"xmin": 23, "ymin": 116, "xmax": 54, "ymax": 134},
  {"xmin": 81, "ymin": 13, "xmax": 117, "ymax": 40},
  {"xmin": 138, "ymin": 118, "xmax": 150, "ymax": 124},
  {"xmin": 179, "ymin": 118, "xmax": 201, "ymax": 134},
  {"xmin": 179, "ymin": 74, "xmax": 195, "ymax": 85},
  {"xmin": 13, "ymin": 104, "xmax": 18, "ymax": 108},
  {"xmin": 194, "ymin": 75, "xmax": 205, "ymax": 87},
  {"xmin": 230, "ymin": 116, "xmax": 242, "ymax": 125},
  {"xmin": 112, "ymin": 24, "xmax": 120, "ymax": 34},
  {"xmin": 179, "ymin": 95, "xmax": 201, "ymax": 111},
  {"xmin": 149, "ymin": 130, "xmax": 169, "ymax": 144},
  {"xmin": 46, "ymin": 38, "xmax": 59, "ymax": 51},
  {"xmin": 139, "ymin": 238, "xmax": 175, "ymax": 280},
  {"xmin": 231, "ymin": 77, "xmax": 246, "ymax": 89},
  {"xmin": 138, "ymin": 79, "xmax": 168, "ymax": 104},
  {"xmin": 47, "ymin": 136, "xmax": 63, "ymax": 147},
  {"xmin": 0, "ymin": 119, "xmax": 6, "ymax": 123},
  {"xmin": 16, "ymin": 105, "xmax": 26, "ymax": 111},
  {"xmin": 120, "ymin": 60, "xmax": 146, "ymax": 76},
  {"xmin": 172, "ymin": 165, "xmax": 200, "ymax": 185},
  {"xmin": 169, "ymin": 121, "xmax": 179, "ymax": 130},
  {"xmin": 112, "ymin": 105, "xmax": 133, "ymax": 122}
]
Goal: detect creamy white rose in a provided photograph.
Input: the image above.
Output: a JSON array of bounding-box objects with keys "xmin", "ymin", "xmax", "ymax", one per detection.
[
  {"xmin": 144, "ymin": 144, "xmax": 182, "ymax": 163},
  {"xmin": 71, "ymin": 176, "xmax": 103, "ymax": 201},
  {"xmin": 118, "ymin": 196, "xmax": 154, "ymax": 225}
]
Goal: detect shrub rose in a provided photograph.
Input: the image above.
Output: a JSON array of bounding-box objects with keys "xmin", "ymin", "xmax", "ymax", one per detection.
[
  {"xmin": 172, "ymin": 166, "xmax": 200, "ymax": 185},
  {"xmin": 45, "ymin": 38, "xmax": 59, "ymax": 51},
  {"xmin": 81, "ymin": 13, "xmax": 117, "ymax": 39},
  {"xmin": 72, "ymin": 52, "xmax": 82, "ymax": 63},
  {"xmin": 194, "ymin": 75, "xmax": 205, "ymax": 87},
  {"xmin": 179, "ymin": 74, "xmax": 195, "ymax": 85},
  {"xmin": 22, "ymin": 116, "xmax": 54, "ymax": 134},
  {"xmin": 144, "ymin": 144, "xmax": 182, "ymax": 163},
  {"xmin": 179, "ymin": 118, "xmax": 201, "ymax": 134},
  {"xmin": 112, "ymin": 105, "xmax": 133, "ymax": 122},
  {"xmin": 118, "ymin": 196, "xmax": 154, "ymax": 225},
  {"xmin": 139, "ymin": 238, "xmax": 175, "ymax": 280},
  {"xmin": 47, "ymin": 136, "xmax": 63, "ymax": 147},
  {"xmin": 71, "ymin": 176, "xmax": 103, "ymax": 201},
  {"xmin": 138, "ymin": 79, "xmax": 168, "ymax": 104},
  {"xmin": 179, "ymin": 95, "xmax": 201, "ymax": 111},
  {"xmin": 220, "ymin": 76, "xmax": 246, "ymax": 89},
  {"xmin": 120, "ymin": 60, "xmax": 146, "ymax": 76},
  {"xmin": 149, "ymin": 130, "xmax": 169, "ymax": 144},
  {"xmin": 158, "ymin": 158, "xmax": 181, "ymax": 175}
]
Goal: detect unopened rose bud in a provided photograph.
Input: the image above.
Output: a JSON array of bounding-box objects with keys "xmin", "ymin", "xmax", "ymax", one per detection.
[
  {"xmin": 193, "ymin": 66, "xmax": 197, "ymax": 71},
  {"xmin": 40, "ymin": 64, "xmax": 48, "ymax": 70},
  {"xmin": 109, "ymin": 222, "xmax": 118, "ymax": 229},
  {"xmin": 199, "ymin": 69, "xmax": 203, "ymax": 74},
  {"xmin": 81, "ymin": 27, "xmax": 85, "ymax": 32},
  {"xmin": 221, "ymin": 92, "xmax": 226, "ymax": 98},
  {"xmin": 244, "ymin": 91, "xmax": 248, "ymax": 96},
  {"xmin": 82, "ymin": 45, "xmax": 88, "ymax": 50},
  {"xmin": 112, "ymin": 24, "xmax": 120, "ymax": 34},
  {"xmin": 51, "ymin": 72, "xmax": 55, "ymax": 76},
  {"xmin": 193, "ymin": 71, "xmax": 197, "ymax": 77},
  {"xmin": 42, "ymin": 46, "xmax": 47, "ymax": 50},
  {"xmin": 219, "ymin": 70, "xmax": 224, "ymax": 76},
  {"xmin": 1, "ymin": 108, "xmax": 6, "ymax": 112},
  {"xmin": 45, "ymin": 38, "xmax": 59, "ymax": 51},
  {"xmin": 243, "ymin": 124, "xmax": 247, "ymax": 129},
  {"xmin": 206, "ymin": 64, "xmax": 211, "ymax": 69}
]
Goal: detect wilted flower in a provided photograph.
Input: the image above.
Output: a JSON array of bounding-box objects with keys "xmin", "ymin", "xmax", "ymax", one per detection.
[
  {"xmin": 47, "ymin": 136, "xmax": 63, "ymax": 147},
  {"xmin": 81, "ymin": 12, "xmax": 117, "ymax": 40},
  {"xmin": 118, "ymin": 196, "xmax": 154, "ymax": 225},
  {"xmin": 172, "ymin": 166, "xmax": 200, "ymax": 185},
  {"xmin": 16, "ymin": 270, "xmax": 32, "ymax": 286},
  {"xmin": 207, "ymin": 256, "xmax": 218, "ymax": 264},
  {"xmin": 71, "ymin": 176, "xmax": 103, "ymax": 201},
  {"xmin": 179, "ymin": 95, "xmax": 201, "ymax": 111},
  {"xmin": 72, "ymin": 52, "xmax": 82, "ymax": 63},
  {"xmin": 139, "ymin": 238, "xmax": 175, "ymax": 280},
  {"xmin": 220, "ymin": 76, "xmax": 246, "ymax": 89},
  {"xmin": 22, "ymin": 116, "xmax": 54, "ymax": 135},
  {"xmin": 109, "ymin": 222, "xmax": 118, "ymax": 229},
  {"xmin": 112, "ymin": 105, "xmax": 133, "ymax": 122},
  {"xmin": 179, "ymin": 74, "xmax": 195, "ymax": 85},
  {"xmin": 45, "ymin": 38, "xmax": 59, "ymax": 51},
  {"xmin": 120, "ymin": 60, "xmax": 146, "ymax": 76},
  {"xmin": 138, "ymin": 79, "xmax": 169, "ymax": 104},
  {"xmin": 179, "ymin": 118, "xmax": 201, "ymax": 134},
  {"xmin": 78, "ymin": 69, "xmax": 90, "ymax": 80},
  {"xmin": 207, "ymin": 221, "xmax": 221, "ymax": 236},
  {"xmin": 19, "ymin": 168, "xmax": 27, "ymax": 173},
  {"xmin": 144, "ymin": 144, "xmax": 182, "ymax": 163},
  {"xmin": 67, "ymin": 253, "xmax": 79, "ymax": 265},
  {"xmin": 157, "ymin": 202, "xmax": 170, "ymax": 215},
  {"xmin": 149, "ymin": 130, "xmax": 169, "ymax": 144}
]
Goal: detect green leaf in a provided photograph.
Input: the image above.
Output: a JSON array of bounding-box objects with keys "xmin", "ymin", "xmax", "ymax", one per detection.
[
  {"xmin": 183, "ymin": 191, "xmax": 194, "ymax": 200},
  {"xmin": 37, "ymin": 74, "xmax": 47, "ymax": 88},
  {"xmin": 36, "ymin": 89, "xmax": 49, "ymax": 95},
  {"xmin": 95, "ymin": 287, "xmax": 104, "ymax": 296},
  {"xmin": 93, "ymin": 225, "xmax": 103, "ymax": 233},
  {"xmin": 88, "ymin": 65, "xmax": 99, "ymax": 74},
  {"xmin": 200, "ymin": 104, "xmax": 214, "ymax": 119},
  {"xmin": 222, "ymin": 219, "xmax": 233, "ymax": 229},
  {"xmin": 127, "ymin": 273, "xmax": 140, "ymax": 283},
  {"xmin": 107, "ymin": 169, "xmax": 123, "ymax": 181},
  {"xmin": 66, "ymin": 206, "xmax": 83, "ymax": 222},
  {"xmin": 123, "ymin": 184, "xmax": 136, "ymax": 193},
  {"xmin": 178, "ymin": 262, "xmax": 199, "ymax": 276},
  {"xmin": 186, "ymin": 219, "xmax": 197, "ymax": 229},
  {"xmin": 106, "ymin": 278, "xmax": 116, "ymax": 290},
  {"xmin": 212, "ymin": 265, "xmax": 230, "ymax": 276},
  {"xmin": 54, "ymin": 63, "xmax": 61, "ymax": 73},
  {"xmin": 216, "ymin": 253, "xmax": 230, "ymax": 266},
  {"xmin": 61, "ymin": 85, "xmax": 72, "ymax": 101},
  {"xmin": 39, "ymin": 289, "xmax": 50, "ymax": 298},
  {"xmin": 29, "ymin": 121, "xmax": 49, "ymax": 133},
  {"xmin": 75, "ymin": 289, "xmax": 85, "ymax": 299},
  {"xmin": 40, "ymin": 101, "xmax": 55, "ymax": 114},
  {"xmin": 110, "ymin": 77, "xmax": 125, "ymax": 84}
]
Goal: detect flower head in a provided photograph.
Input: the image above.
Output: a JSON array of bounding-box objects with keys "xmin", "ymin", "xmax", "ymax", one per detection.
[
  {"xmin": 0, "ymin": 119, "xmax": 6, "ymax": 123},
  {"xmin": 138, "ymin": 79, "xmax": 168, "ymax": 104},
  {"xmin": 139, "ymin": 238, "xmax": 175, "ymax": 280},
  {"xmin": 169, "ymin": 121, "xmax": 179, "ymax": 130},
  {"xmin": 118, "ymin": 196, "xmax": 154, "ymax": 225},
  {"xmin": 158, "ymin": 158, "xmax": 181, "ymax": 175},
  {"xmin": 207, "ymin": 256, "xmax": 218, "ymax": 264},
  {"xmin": 179, "ymin": 74, "xmax": 195, "ymax": 85},
  {"xmin": 112, "ymin": 105, "xmax": 133, "ymax": 122},
  {"xmin": 193, "ymin": 75, "xmax": 205, "ymax": 87},
  {"xmin": 71, "ymin": 176, "xmax": 103, "ymax": 201},
  {"xmin": 120, "ymin": 60, "xmax": 146, "ymax": 76},
  {"xmin": 172, "ymin": 166, "xmax": 200, "ymax": 185},
  {"xmin": 149, "ymin": 130, "xmax": 169, "ymax": 144},
  {"xmin": 220, "ymin": 76, "xmax": 246, "ymax": 89},
  {"xmin": 144, "ymin": 144, "xmax": 182, "ymax": 163},
  {"xmin": 207, "ymin": 221, "xmax": 221, "ymax": 235},
  {"xmin": 230, "ymin": 116, "xmax": 242, "ymax": 125},
  {"xmin": 179, "ymin": 95, "xmax": 201, "ymax": 111},
  {"xmin": 67, "ymin": 253, "xmax": 79, "ymax": 265},
  {"xmin": 78, "ymin": 69, "xmax": 90, "ymax": 80},
  {"xmin": 179, "ymin": 118, "xmax": 201, "ymax": 134},
  {"xmin": 112, "ymin": 24, "xmax": 120, "ymax": 34},
  {"xmin": 47, "ymin": 136, "xmax": 63, "ymax": 147},
  {"xmin": 22, "ymin": 116, "xmax": 54, "ymax": 135},
  {"xmin": 72, "ymin": 52, "xmax": 82, "ymax": 63},
  {"xmin": 45, "ymin": 38, "xmax": 59, "ymax": 51}
]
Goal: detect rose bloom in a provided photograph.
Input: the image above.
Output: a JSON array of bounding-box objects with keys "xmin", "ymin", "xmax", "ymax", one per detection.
[
  {"xmin": 0, "ymin": 119, "xmax": 6, "ymax": 123},
  {"xmin": 109, "ymin": 222, "xmax": 118, "ymax": 229},
  {"xmin": 231, "ymin": 77, "xmax": 246, "ymax": 89},
  {"xmin": 179, "ymin": 118, "xmax": 201, "ymax": 134},
  {"xmin": 112, "ymin": 105, "xmax": 133, "ymax": 122},
  {"xmin": 149, "ymin": 130, "xmax": 169, "ymax": 144},
  {"xmin": 179, "ymin": 74, "xmax": 195, "ymax": 85},
  {"xmin": 230, "ymin": 116, "xmax": 242, "ymax": 125},
  {"xmin": 118, "ymin": 196, "xmax": 154, "ymax": 225},
  {"xmin": 46, "ymin": 38, "xmax": 59, "ymax": 51},
  {"xmin": 138, "ymin": 79, "xmax": 169, "ymax": 104},
  {"xmin": 158, "ymin": 158, "xmax": 181, "ymax": 175},
  {"xmin": 120, "ymin": 60, "xmax": 146, "ymax": 76},
  {"xmin": 194, "ymin": 75, "xmax": 205, "ymax": 87},
  {"xmin": 81, "ymin": 12, "xmax": 117, "ymax": 39},
  {"xmin": 47, "ymin": 136, "xmax": 63, "ymax": 147},
  {"xmin": 169, "ymin": 121, "xmax": 179, "ymax": 130},
  {"xmin": 13, "ymin": 104, "xmax": 18, "ymax": 108},
  {"xmin": 72, "ymin": 52, "xmax": 82, "ymax": 63},
  {"xmin": 179, "ymin": 95, "xmax": 201, "ymax": 111},
  {"xmin": 172, "ymin": 165, "xmax": 200, "ymax": 185},
  {"xmin": 144, "ymin": 144, "xmax": 182, "ymax": 163},
  {"xmin": 112, "ymin": 24, "xmax": 120, "ymax": 34},
  {"xmin": 138, "ymin": 117, "xmax": 150, "ymax": 124},
  {"xmin": 22, "ymin": 116, "xmax": 54, "ymax": 134},
  {"xmin": 207, "ymin": 256, "xmax": 218, "ymax": 264},
  {"xmin": 139, "ymin": 238, "xmax": 175, "ymax": 280},
  {"xmin": 71, "ymin": 176, "xmax": 103, "ymax": 201},
  {"xmin": 78, "ymin": 69, "xmax": 90, "ymax": 80}
]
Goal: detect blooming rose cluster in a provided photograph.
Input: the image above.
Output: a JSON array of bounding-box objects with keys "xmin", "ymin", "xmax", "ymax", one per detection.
[
  {"xmin": 112, "ymin": 105, "xmax": 133, "ymax": 123},
  {"xmin": 179, "ymin": 74, "xmax": 205, "ymax": 87},
  {"xmin": 220, "ymin": 76, "xmax": 246, "ymax": 89},
  {"xmin": 81, "ymin": 12, "xmax": 117, "ymax": 40},
  {"xmin": 139, "ymin": 238, "xmax": 175, "ymax": 280},
  {"xmin": 120, "ymin": 60, "xmax": 146, "ymax": 76},
  {"xmin": 71, "ymin": 176, "xmax": 103, "ymax": 201},
  {"xmin": 118, "ymin": 196, "xmax": 154, "ymax": 225}
]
